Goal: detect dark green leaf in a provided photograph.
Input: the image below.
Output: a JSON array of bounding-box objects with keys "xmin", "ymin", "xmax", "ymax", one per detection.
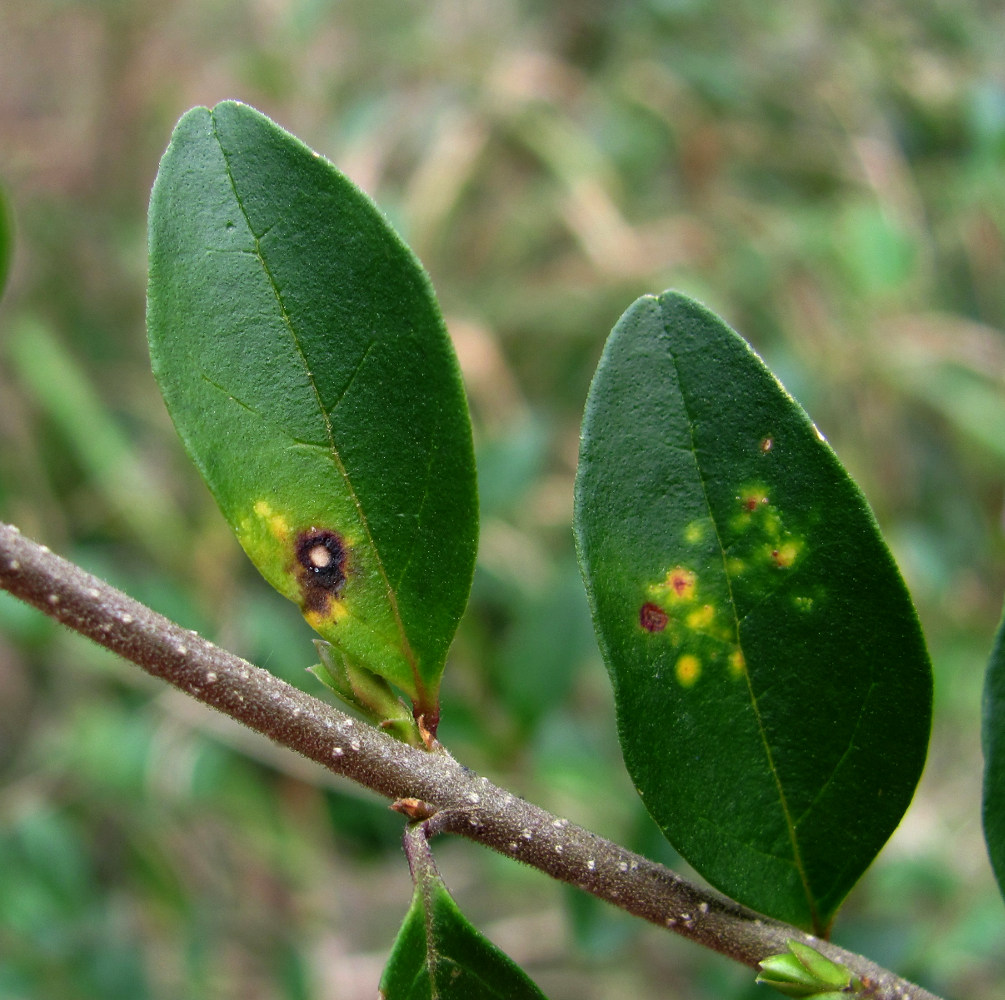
[
  {"xmin": 982, "ymin": 605, "xmax": 1005, "ymax": 902},
  {"xmin": 0, "ymin": 182, "xmax": 13, "ymax": 299},
  {"xmin": 147, "ymin": 102, "xmax": 478, "ymax": 720},
  {"xmin": 380, "ymin": 829, "xmax": 548, "ymax": 1000},
  {"xmin": 574, "ymin": 291, "xmax": 932, "ymax": 931}
]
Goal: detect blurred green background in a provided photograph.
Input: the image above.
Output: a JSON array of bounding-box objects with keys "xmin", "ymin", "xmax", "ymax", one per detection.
[{"xmin": 1, "ymin": 1, "xmax": 1004, "ymax": 997}]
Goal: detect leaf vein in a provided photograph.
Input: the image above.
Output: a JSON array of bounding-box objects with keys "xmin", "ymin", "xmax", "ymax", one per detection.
[{"xmin": 661, "ymin": 321, "xmax": 818, "ymax": 928}]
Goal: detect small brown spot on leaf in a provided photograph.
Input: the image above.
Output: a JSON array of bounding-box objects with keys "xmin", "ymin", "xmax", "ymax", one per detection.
[
  {"xmin": 640, "ymin": 603, "xmax": 669, "ymax": 632},
  {"xmin": 740, "ymin": 488, "xmax": 770, "ymax": 513},
  {"xmin": 770, "ymin": 542, "xmax": 799, "ymax": 568}
]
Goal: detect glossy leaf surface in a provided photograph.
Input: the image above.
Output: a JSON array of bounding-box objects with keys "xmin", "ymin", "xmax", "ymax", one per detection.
[
  {"xmin": 574, "ymin": 291, "xmax": 932, "ymax": 930},
  {"xmin": 380, "ymin": 829, "xmax": 548, "ymax": 1000},
  {"xmin": 147, "ymin": 102, "xmax": 477, "ymax": 716},
  {"xmin": 982, "ymin": 606, "xmax": 1005, "ymax": 902}
]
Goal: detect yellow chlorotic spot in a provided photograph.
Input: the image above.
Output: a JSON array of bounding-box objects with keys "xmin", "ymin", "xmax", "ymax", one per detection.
[
  {"xmin": 728, "ymin": 649, "xmax": 746, "ymax": 677},
  {"xmin": 675, "ymin": 654, "xmax": 701, "ymax": 687},
  {"xmin": 684, "ymin": 521, "xmax": 706, "ymax": 545},
  {"xmin": 305, "ymin": 603, "xmax": 350, "ymax": 630},
  {"xmin": 769, "ymin": 541, "xmax": 801, "ymax": 569},
  {"xmin": 253, "ymin": 499, "xmax": 291, "ymax": 542},
  {"xmin": 663, "ymin": 566, "xmax": 697, "ymax": 601},
  {"xmin": 726, "ymin": 557, "xmax": 746, "ymax": 576},
  {"xmin": 793, "ymin": 595, "xmax": 815, "ymax": 611},
  {"xmin": 686, "ymin": 604, "xmax": 715, "ymax": 630}
]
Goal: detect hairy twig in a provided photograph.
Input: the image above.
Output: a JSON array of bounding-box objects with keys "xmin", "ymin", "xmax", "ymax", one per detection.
[{"xmin": 0, "ymin": 521, "xmax": 941, "ymax": 1000}]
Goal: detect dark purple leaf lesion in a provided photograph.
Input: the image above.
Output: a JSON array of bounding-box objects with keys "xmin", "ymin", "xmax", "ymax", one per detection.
[{"xmin": 639, "ymin": 602, "xmax": 669, "ymax": 633}]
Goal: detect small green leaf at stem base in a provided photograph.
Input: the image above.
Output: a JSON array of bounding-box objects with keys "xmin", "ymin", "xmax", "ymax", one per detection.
[
  {"xmin": 380, "ymin": 825, "xmax": 549, "ymax": 999},
  {"xmin": 310, "ymin": 640, "xmax": 421, "ymax": 746}
]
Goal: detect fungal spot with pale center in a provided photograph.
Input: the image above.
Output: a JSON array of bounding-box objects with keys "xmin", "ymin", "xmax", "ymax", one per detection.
[{"xmin": 296, "ymin": 527, "xmax": 348, "ymax": 616}]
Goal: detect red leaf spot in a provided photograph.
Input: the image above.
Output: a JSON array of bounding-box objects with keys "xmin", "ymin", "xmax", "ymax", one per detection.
[{"xmin": 640, "ymin": 603, "xmax": 668, "ymax": 632}]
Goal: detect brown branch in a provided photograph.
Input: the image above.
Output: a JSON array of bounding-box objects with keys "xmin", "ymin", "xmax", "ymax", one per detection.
[{"xmin": 0, "ymin": 521, "xmax": 941, "ymax": 1000}]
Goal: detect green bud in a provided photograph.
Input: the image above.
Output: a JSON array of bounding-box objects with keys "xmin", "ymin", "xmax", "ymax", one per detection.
[
  {"xmin": 786, "ymin": 941, "xmax": 856, "ymax": 989},
  {"xmin": 756, "ymin": 939, "xmax": 860, "ymax": 998},
  {"xmin": 310, "ymin": 640, "xmax": 421, "ymax": 745}
]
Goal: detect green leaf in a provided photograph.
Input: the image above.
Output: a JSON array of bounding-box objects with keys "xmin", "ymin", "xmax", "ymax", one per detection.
[
  {"xmin": 380, "ymin": 828, "xmax": 548, "ymax": 1000},
  {"xmin": 574, "ymin": 291, "xmax": 932, "ymax": 931},
  {"xmin": 0, "ymin": 181, "xmax": 13, "ymax": 299},
  {"xmin": 982, "ymin": 604, "xmax": 1005, "ymax": 902},
  {"xmin": 147, "ymin": 102, "xmax": 477, "ymax": 722}
]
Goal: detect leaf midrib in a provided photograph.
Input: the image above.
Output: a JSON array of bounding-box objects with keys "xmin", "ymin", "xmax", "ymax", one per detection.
[{"xmin": 661, "ymin": 317, "xmax": 817, "ymax": 928}]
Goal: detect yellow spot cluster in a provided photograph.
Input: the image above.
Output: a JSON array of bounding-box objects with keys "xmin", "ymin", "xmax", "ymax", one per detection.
[
  {"xmin": 730, "ymin": 481, "xmax": 806, "ymax": 575},
  {"xmin": 641, "ymin": 470, "xmax": 816, "ymax": 692},
  {"xmin": 642, "ymin": 564, "xmax": 743, "ymax": 689}
]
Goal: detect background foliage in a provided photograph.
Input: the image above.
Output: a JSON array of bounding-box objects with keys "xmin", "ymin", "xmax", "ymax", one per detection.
[{"xmin": 1, "ymin": 2, "xmax": 1003, "ymax": 997}]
